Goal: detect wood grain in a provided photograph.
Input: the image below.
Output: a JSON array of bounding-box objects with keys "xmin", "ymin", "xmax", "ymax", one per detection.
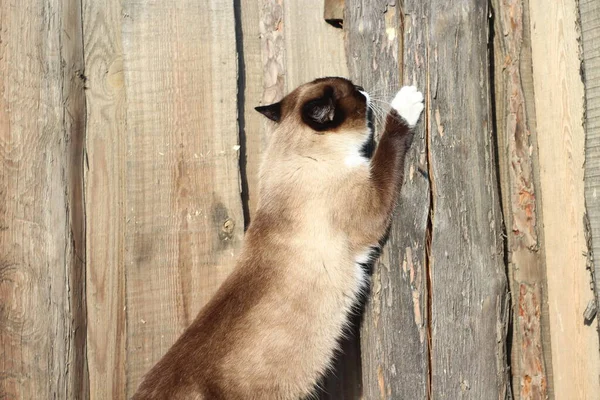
[
  {"xmin": 238, "ymin": 0, "xmax": 265, "ymax": 221},
  {"xmin": 490, "ymin": 0, "xmax": 553, "ymax": 398},
  {"xmin": 120, "ymin": 0, "xmax": 244, "ymax": 395},
  {"xmin": 426, "ymin": 1, "xmax": 509, "ymax": 398},
  {"xmin": 0, "ymin": 0, "xmax": 88, "ymax": 398},
  {"xmin": 580, "ymin": 0, "xmax": 600, "ymax": 341},
  {"xmin": 283, "ymin": 0, "xmax": 348, "ymax": 90},
  {"xmin": 528, "ymin": 0, "xmax": 600, "ymax": 397},
  {"xmin": 82, "ymin": 0, "xmax": 127, "ymax": 397},
  {"xmin": 345, "ymin": 1, "xmax": 430, "ymax": 398}
]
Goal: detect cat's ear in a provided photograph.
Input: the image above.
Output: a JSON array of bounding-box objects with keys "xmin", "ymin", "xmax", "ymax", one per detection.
[
  {"xmin": 302, "ymin": 87, "xmax": 336, "ymax": 127},
  {"xmin": 255, "ymin": 102, "xmax": 282, "ymax": 122}
]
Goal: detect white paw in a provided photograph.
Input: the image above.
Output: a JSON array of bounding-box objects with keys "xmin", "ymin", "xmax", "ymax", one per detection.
[{"xmin": 391, "ymin": 86, "xmax": 424, "ymax": 127}]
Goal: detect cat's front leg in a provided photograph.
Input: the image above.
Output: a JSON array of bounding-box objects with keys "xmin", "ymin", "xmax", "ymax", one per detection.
[{"xmin": 356, "ymin": 86, "xmax": 424, "ymax": 246}]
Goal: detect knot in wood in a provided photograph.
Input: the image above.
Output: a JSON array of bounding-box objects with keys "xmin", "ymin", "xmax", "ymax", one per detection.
[{"xmin": 219, "ymin": 218, "xmax": 235, "ymax": 241}]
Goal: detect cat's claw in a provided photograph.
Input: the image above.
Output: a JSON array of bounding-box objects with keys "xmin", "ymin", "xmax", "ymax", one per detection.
[{"xmin": 391, "ymin": 86, "xmax": 424, "ymax": 128}]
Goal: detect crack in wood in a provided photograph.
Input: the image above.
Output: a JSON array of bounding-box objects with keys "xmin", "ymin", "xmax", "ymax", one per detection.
[{"xmin": 424, "ymin": 25, "xmax": 434, "ymax": 400}]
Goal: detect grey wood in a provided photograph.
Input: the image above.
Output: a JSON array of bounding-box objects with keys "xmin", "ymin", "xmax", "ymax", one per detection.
[
  {"xmin": 0, "ymin": 0, "xmax": 88, "ymax": 397},
  {"xmin": 346, "ymin": 0, "xmax": 511, "ymax": 398},
  {"xmin": 426, "ymin": 1, "xmax": 509, "ymax": 398},
  {"xmin": 346, "ymin": 1, "xmax": 430, "ymax": 398}
]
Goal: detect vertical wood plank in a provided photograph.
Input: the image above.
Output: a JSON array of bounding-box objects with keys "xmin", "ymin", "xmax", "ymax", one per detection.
[
  {"xmin": 258, "ymin": 0, "xmax": 286, "ymax": 108},
  {"xmin": 283, "ymin": 0, "xmax": 348, "ymax": 90},
  {"xmin": 238, "ymin": 0, "xmax": 264, "ymax": 220},
  {"xmin": 580, "ymin": 0, "xmax": 600, "ymax": 340},
  {"xmin": 528, "ymin": 0, "xmax": 600, "ymax": 397},
  {"xmin": 426, "ymin": 1, "xmax": 510, "ymax": 398},
  {"xmin": 490, "ymin": 0, "xmax": 553, "ymax": 398},
  {"xmin": 82, "ymin": 0, "xmax": 127, "ymax": 397},
  {"xmin": 120, "ymin": 0, "xmax": 244, "ymax": 395},
  {"xmin": 345, "ymin": 1, "xmax": 430, "ymax": 398},
  {"xmin": 0, "ymin": 0, "xmax": 88, "ymax": 398}
]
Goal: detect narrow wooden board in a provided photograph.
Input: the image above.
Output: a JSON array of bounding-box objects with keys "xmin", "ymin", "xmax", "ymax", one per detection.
[
  {"xmin": 426, "ymin": 1, "xmax": 510, "ymax": 398},
  {"xmin": 238, "ymin": 0, "xmax": 265, "ymax": 221},
  {"xmin": 345, "ymin": 0, "xmax": 430, "ymax": 398},
  {"xmin": 528, "ymin": 0, "xmax": 600, "ymax": 397},
  {"xmin": 348, "ymin": 1, "xmax": 510, "ymax": 398},
  {"xmin": 0, "ymin": 0, "xmax": 87, "ymax": 398},
  {"xmin": 283, "ymin": 1, "xmax": 348, "ymax": 90},
  {"xmin": 120, "ymin": 0, "xmax": 244, "ymax": 395},
  {"xmin": 491, "ymin": 0, "xmax": 553, "ymax": 397},
  {"xmin": 580, "ymin": 0, "xmax": 600, "ymax": 339},
  {"xmin": 82, "ymin": 0, "xmax": 127, "ymax": 397}
]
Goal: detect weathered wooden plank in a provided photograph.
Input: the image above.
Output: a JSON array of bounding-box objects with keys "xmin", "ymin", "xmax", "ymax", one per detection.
[
  {"xmin": 346, "ymin": 1, "xmax": 430, "ymax": 398},
  {"xmin": 258, "ymin": 0, "xmax": 286, "ymax": 108},
  {"xmin": 490, "ymin": 0, "xmax": 552, "ymax": 398},
  {"xmin": 528, "ymin": 0, "xmax": 600, "ymax": 397},
  {"xmin": 253, "ymin": 0, "xmax": 286, "ymax": 222},
  {"xmin": 82, "ymin": 0, "xmax": 127, "ymax": 397},
  {"xmin": 120, "ymin": 0, "xmax": 244, "ymax": 395},
  {"xmin": 580, "ymin": 0, "xmax": 600, "ymax": 342},
  {"xmin": 283, "ymin": 0, "xmax": 348, "ymax": 90},
  {"xmin": 426, "ymin": 1, "xmax": 509, "ymax": 398},
  {"xmin": 0, "ymin": 0, "xmax": 87, "ymax": 398},
  {"xmin": 239, "ymin": 0, "xmax": 264, "ymax": 221}
]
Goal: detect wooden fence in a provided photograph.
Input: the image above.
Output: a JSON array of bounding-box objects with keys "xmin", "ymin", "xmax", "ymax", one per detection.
[{"xmin": 1, "ymin": 0, "xmax": 599, "ymax": 398}]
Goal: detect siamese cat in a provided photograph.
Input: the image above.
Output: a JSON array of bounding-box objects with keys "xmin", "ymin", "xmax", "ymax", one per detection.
[{"xmin": 133, "ymin": 78, "xmax": 424, "ymax": 399}]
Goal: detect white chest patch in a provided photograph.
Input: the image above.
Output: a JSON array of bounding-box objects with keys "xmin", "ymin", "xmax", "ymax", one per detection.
[
  {"xmin": 352, "ymin": 247, "xmax": 377, "ymax": 296},
  {"xmin": 355, "ymin": 248, "xmax": 376, "ymax": 265},
  {"xmin": 344, "ymin": 150, "xmax": 369, "ymax": 168}
]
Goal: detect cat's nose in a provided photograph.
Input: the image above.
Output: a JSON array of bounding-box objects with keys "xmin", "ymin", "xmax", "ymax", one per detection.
[{"xmin": 355, "ymin": 85, "xmax": 365, "ymax": 92}]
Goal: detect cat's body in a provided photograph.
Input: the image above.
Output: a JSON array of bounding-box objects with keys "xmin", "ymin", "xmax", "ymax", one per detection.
[{"xmin": 133, "ymin": 78, "xmax": 424, "ymax": 400}]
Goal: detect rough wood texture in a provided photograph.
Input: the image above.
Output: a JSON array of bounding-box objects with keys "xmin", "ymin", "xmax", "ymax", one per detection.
[
  {"xmin": 0, "ymin": 0, "xmax": 88, "ymax": 398},
  {"xmin": 238, "ymin": 0, "xmax": 264, "ymax": 221},
  {"xmin": 426, "ymin": 1, "xmax": 509, "ymax": 398},
  {"xmin": 347, "ymin": 1, "xmax": 510, "ymax": 398},
  {"xmin": 251, "ymin": 0, "xmax": 286, "ymax": 223},
  {"xmin": 529, "ymin": 0, "xmax": 600, "ymax": 397},
  {"xmin": 120, "ymin": 0, "xmax": 244, "ymax": 395},
  {"xmin": 259, "ymin": 0, "xmax": 286, "ymax": 107},
  {"xmin": 283, "ymin": 1, "xmax": 348, "ymax": 90},
  {"xmin": 345, "ymin": 1, "xmax": 430, "ymax": 398},
  {"xmin": 491, "ymin": 0, "xmax": 553, "ymax": 398},
  {"xmin": 82, "ymin": 0, "xmax": 127, "ymax": 397},
  {"xmin": 580, "ymin": 0, "xmax": 600, "ymax": 337}
]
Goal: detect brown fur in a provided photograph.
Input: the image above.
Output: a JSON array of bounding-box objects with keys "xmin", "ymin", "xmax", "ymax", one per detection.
[{"xmin": 133, "ymin": 77, "xmax": 419, "ymax": 399}]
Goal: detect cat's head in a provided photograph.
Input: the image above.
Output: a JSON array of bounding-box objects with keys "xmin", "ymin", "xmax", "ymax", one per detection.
[{"xmin": 255, "ymin": 77, "xmax": 370, "ymax": 135}]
